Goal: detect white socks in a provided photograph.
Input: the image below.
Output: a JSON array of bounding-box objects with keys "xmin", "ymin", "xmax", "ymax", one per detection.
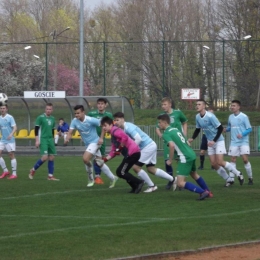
[
  {"xmin": 100, "ymin": 164, "xmax": 116, "ymax": 181},
  {"xmin": 225, "ymin": 162, "xmax": 240, "ymax": 176},
  {"xmin": 11, "ymin": 159, "xmax": 17, "ymax": 176},
  {"xmin": 155, "ymin": 169, "xmax": 173, "ymax": 181},
  {"xmin": 244, "ymin": 162, "xmax": 252, "ymax": 178},
  {"xmin": 137, "ymin": 169, "xmax": 154, "ymax": 186},
  {"xmin": 0, "ymin": 157, "xmax": 8, "ymax": 172},
  {"xmin": 217, "ymin": 167, "xmax": 230, "ymax": 180},
  {"xmin": 54, "ymin": 134, "xmax": 59, "ymax": 144}
]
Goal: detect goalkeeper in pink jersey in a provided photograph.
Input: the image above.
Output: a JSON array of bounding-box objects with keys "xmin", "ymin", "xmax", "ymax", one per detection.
[{"xmin": 99, "ymin": 116, "xmax": 144, "ymax": 194}]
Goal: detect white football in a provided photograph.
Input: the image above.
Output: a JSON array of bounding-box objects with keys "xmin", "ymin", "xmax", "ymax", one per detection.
[{"xmin": 0, "ymin": 93, "xmax": 8, "ymax": 106}]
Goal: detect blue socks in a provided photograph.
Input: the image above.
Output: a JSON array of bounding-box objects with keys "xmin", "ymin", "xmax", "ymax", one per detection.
[
  {"xmin": 196, "ymin": 177, "xmax": 209, "ymax": 191},
  {"xmin": 34, "ymin": 159, "xmax": 44, "ymax": 170},
  {"xmin": 94, "ymin": 162, "xmax": 101, "ymax": 176},
  {"xmin": 48, "ymin": 161, "xmax": 54, "ymax": 174},
  {"xmin": 184, "ymin": 182, "xmax": 204, "ymax": 194}
]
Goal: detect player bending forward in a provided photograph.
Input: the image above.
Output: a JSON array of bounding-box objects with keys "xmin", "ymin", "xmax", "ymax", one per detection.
[
  {"xmin": 158, "ymin": 114, "xmax": 212, "ymax": 200},
  {"xmin": 98, "ymin": 116, "xmax": 145, "ymax": 194},
  {"xmin": 65, "ymin": 105, "xmax": 118, "ymax": 188}
]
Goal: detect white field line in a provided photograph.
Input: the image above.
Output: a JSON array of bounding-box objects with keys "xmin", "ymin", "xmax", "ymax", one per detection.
[
  {"xmin": 0, "ymin": 187, "xmax": 127, "ymax": 200},
  {"xmin": 0, "ymin": 208, "xmax": 259, "ymax": 240}
]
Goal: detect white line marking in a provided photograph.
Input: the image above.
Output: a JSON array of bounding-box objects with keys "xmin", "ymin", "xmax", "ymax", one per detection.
[{"xmin": 0, "ymin": 208, "xmax": 259, "ymax": 240}]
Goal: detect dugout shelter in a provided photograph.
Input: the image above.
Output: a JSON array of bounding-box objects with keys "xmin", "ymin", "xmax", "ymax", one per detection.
[{"xmin": 6, "ymin": 96, "xmax": 133, "ymax": 144}]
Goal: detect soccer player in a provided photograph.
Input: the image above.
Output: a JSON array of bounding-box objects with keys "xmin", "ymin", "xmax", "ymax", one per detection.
[
  {"xmin": 156, "ymin": 97, "xmax": 188, "ymax": 189},
  {"xmin": 198, "ymin": 108, "xmax": 214, "ymax": 170},
  {"xmin": 100, "ymin": 116, "xmax": 145, "ymax": 194},
  {"xmin": 54, "ymin": 118, "xmax": 69, "ymax": 146},
  {"xmin": 0, "ymin": 105, "xmax": 18, "ymax": 179},
  {"xmin": 188, "ymin": 99, "xmax": 244, "ymax": 187},
  {"xmin": 87, "ymin": 98, "xmax": 113, "ymax": 185},
  {"xmin": 29, "ymin": 103, "xmax": 59, "ymax": 180},
  {"xmin": 65, "ymin": 105, "xmax": 118, "ymax": 188},
  {"xmin": 157, "ymin": 114, "xmax": 212, "ymax": 200},
  {"xmin": 113, "ymin": 112, "xmax": 176, "ymax": 193},
  {"xmin": 225, "ymin": 100, "xmax": 253, "ymax": 185}
]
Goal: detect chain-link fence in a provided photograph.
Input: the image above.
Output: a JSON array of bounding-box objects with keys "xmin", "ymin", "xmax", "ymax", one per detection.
[{"xmin": 1, "ymin": 40, "xmax": 260, "ymax": 110}]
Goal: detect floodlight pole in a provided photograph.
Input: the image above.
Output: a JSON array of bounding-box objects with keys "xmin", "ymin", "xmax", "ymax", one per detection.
[{"xmin": 79, "ymin": 0, "xmax": 84, "ymax": 97}]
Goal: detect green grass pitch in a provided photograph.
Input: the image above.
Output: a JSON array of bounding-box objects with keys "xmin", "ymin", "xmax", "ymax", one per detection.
[{"xmin": 0, "ymin": 155, "xmax": 259, "ymax": 260}]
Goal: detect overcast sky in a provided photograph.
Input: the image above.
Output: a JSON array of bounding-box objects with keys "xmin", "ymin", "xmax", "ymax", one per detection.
[{"xmin": 85, "ymin": 0, "xmax": 117, "ymax": 10}]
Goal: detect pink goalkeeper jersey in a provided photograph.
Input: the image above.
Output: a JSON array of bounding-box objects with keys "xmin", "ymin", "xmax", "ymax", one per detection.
[{"xmin": 108, "ymin": 126, "xmax": 140, "ymax": 158}]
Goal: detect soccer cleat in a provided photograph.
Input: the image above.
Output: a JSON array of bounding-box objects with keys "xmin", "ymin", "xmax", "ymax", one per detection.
[
  {"xmin": 95, "ymin": 176, "xmax": 104, "ymax": 185},
  {"xmin": 128, "ymin": 188, "xmax": 135, "ymax": 193},
  {"xmin": 47, "ymin": 176, "xmax": 60, "ymax": 181},
  {"xmin": 143, "ymin": 185, "xmax": 158, "ymax": 193},
  {"xmin": 248, "ymin": 178, "xmax": 253, "ymax": 185},
  {"xmin": 135, "ymin": 181, "xmax": 145, "ymax": 194},
  {"xmin": 0, "ymin": 171, "xmax": 10, "ymax": 179},
  {"xmin": 8, "ymin": 175, "xmax": 17, "ymax": 179},
  {"xmin": 237, "ymin": 172, "xmax": 244, "ymax": 185},
  {"xmin": 224, "ymin": 180, "xmax": 234, "ymax": 187},
  {"xmin": 198, "ymin": 190, "xmax": 210, "ymax": 200},
  {"xmin": 87, "ymin": 181, "xmax": 94, "ymax": 187},
  {"xmin": 29, "ymin": 169, "xmax": 35, "ymax": 180},
  {"xmin": 198, "ymin": 166, "xmax": 204, "ymax": 170},
  {"xmin": 172, "ymin": 177, "xmax": 177, "ymax": 191},
  {"xmin": 109, "ymin": 176, "xmax": 119, "ymax": 188},
  {"xmin": 165, "ymin": 179, "xmax": 174, "ymax": 190},
  {"xmin": 207, "ymin": 190, "xmax": 213, "ymax": 198}
]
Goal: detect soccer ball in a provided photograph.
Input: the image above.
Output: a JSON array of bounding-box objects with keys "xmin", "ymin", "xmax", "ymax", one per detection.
[{"xmin": 0, "ymin": 93, "xmax": 8, "ymax": 106}]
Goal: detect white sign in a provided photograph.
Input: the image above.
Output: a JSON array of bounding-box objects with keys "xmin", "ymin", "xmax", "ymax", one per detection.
[
  {"xmin": 24, "ymin": 91, "xmax": 66, "ymax": 98},
  {"xmin": 181, "ymin": 88, "xmax": 200, "ymax": 100}
]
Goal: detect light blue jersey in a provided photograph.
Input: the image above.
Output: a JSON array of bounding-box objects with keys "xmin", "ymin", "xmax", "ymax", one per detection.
[
  {"xmin": 196, "ymin": 111, "xmax": 224, "ymax": 142},
  {"xmin": 70, "ymin": 116, "xmax": 100, "ymax": 146},
  {"xmin": 227, "ymin": 112, "xmax": 251, "ymax": 146},
  {"xmin": 0, "ymin": 114, "xmax": 16, "ymax": 144},
  {"xmin": 124, "ymin": 122, "xmax": 152, "ymax": 150}
]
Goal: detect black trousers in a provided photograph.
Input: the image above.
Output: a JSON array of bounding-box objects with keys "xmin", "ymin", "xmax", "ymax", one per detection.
[{"xmin": 116, "ymin": 152, "xmax": 142, "ymax": 187}]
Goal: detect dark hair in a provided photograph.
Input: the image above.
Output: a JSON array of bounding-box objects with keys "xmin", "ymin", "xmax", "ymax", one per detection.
[
  {"xmin": 46, "ymin": 103, "xmax": 53, "ymax": 107},
  {"xmin": 231, "ymin": 100, "xmax": 241, "ymax": 106},
  {"xmin": 101, "ymin": 116, "xmax": 113, "ymax": 126},
  {"xmin": 97, "ymin": 98, "xmax": 108, "ymax": 104},
  {"xmin": 157, "ymin": 114, "xmax": 170, "ymax": 124},
  {"xmin": 59, "ymin": 118, "xmax": 64, "ymax": 121},
  {"xmin": 113, "ymin": 112, "xmax": 124, "ymax": 118},
  {"xmin": 74, "ymin": 105, "xmax": 85, "ymax": 111}
]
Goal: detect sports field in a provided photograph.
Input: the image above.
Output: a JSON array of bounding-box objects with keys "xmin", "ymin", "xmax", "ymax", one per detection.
[{"xmin": 0, "ymin": 155, "xmax": 259, "ymax": 260}]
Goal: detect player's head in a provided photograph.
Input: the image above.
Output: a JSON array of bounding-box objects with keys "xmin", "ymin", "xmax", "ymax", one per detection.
[
  {"xmin": 45, "ymin": 103, "xmax": 53, "ymax": 116},
  {"xmin": 0, "ymin": 104, "xmax": 8, "ymax": 116},
  {"xmin": 59, "ymin": 118, "xmax": 65, "ymax": 125},
  {"xmin": 161, "ymin": 97, "xmax": 173, "ymax": 112},
  {"xmin": 113, "ymin": 112, "xmax": 125, "ymax": 128},
  {"xmin": 101, "ymin": 116, "xmax": 114, "ymax": 133},
  {"xmin": 74, "ymin": 105, "xmax": 85, "ymax": 121},
  {"xmin": 97, "ymin": 98, "xmax": 108, "ymax": 112},
  {"xmin": 196, "ymin": 99, "xmax": 206, "ymax": 112},
  {"xmin": 230, "ymin": 100, "xmax": 241, "ymax": 113},
  {"xmin": 157, "ymin": 114, "xmax": 170, "ymax": 130}
]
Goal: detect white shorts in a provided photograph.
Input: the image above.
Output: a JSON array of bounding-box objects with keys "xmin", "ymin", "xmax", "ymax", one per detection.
[
  {"xmin": 139, "ymin": 141, "xmax": 157, "ymax": 165},
  {"xmin": 228, "ymin": 145, "xmax": 250, "ymax": 156},
  {"xmin": 0, "ymin": 142, "xmax": 16, "ymax": 153},
  {"xmin": 86, "ymin": 143, "xmax": 101, "ymax": 157},
  {"xmin": 207, "ymin": 140, "xmax": 226, "ymax": 156}
]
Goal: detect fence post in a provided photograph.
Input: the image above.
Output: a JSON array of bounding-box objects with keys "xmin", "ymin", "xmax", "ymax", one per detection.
[
  {"xmin": 103, "ymin": 41, "xmax": 106, "ymax": 96},
  {"xmin": 162, "ymin": 40, "xmax": 165, "ymax": 97},
  {"xmin": 258, "ymin": 126, "xmax": 260, "ymax": 151}
]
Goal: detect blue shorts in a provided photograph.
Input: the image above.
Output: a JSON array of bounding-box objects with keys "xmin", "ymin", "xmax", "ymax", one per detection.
[{"xmin": 200, "ymin": 134, "xmax": 208, "ymax": 151}]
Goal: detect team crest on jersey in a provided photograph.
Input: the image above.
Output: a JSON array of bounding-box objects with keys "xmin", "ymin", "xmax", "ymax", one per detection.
[
  {"xmin": 47, "ymin": 119, "xmax": 51, "ymax": 125},
  {"xmin": 170, "ymin": 117, "xmax": 174, "ymax": 123}
]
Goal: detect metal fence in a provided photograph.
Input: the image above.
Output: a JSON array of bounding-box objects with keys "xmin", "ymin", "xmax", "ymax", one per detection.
[
  {"xmin": 139, "ymin": 125, "xmax": 260, "ymax": 152},
  {"xmin": 1, "ymin": 40, "xmax": 260, "ymax": 110}
]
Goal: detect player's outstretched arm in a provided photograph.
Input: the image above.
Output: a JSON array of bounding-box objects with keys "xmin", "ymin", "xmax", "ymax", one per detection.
[{"xmin": 65, "ymin": 129, "xmax": 74, "ymax": 143}]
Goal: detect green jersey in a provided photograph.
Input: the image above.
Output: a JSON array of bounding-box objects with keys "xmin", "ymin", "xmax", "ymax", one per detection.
[
  {"xmin": 162, "ymin": 126, "xmax": 196, "ymax": 163},
  {"xmin": 157, "ymin": 109, "xmax": 187, "ymax": 133},
  {"xmin": 35, "ymin": 113, "xmax": 56, "ymax": 140},
  {"xmin": 87, "ymin": 110, "xmax": 113, "ymax": 136}
]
